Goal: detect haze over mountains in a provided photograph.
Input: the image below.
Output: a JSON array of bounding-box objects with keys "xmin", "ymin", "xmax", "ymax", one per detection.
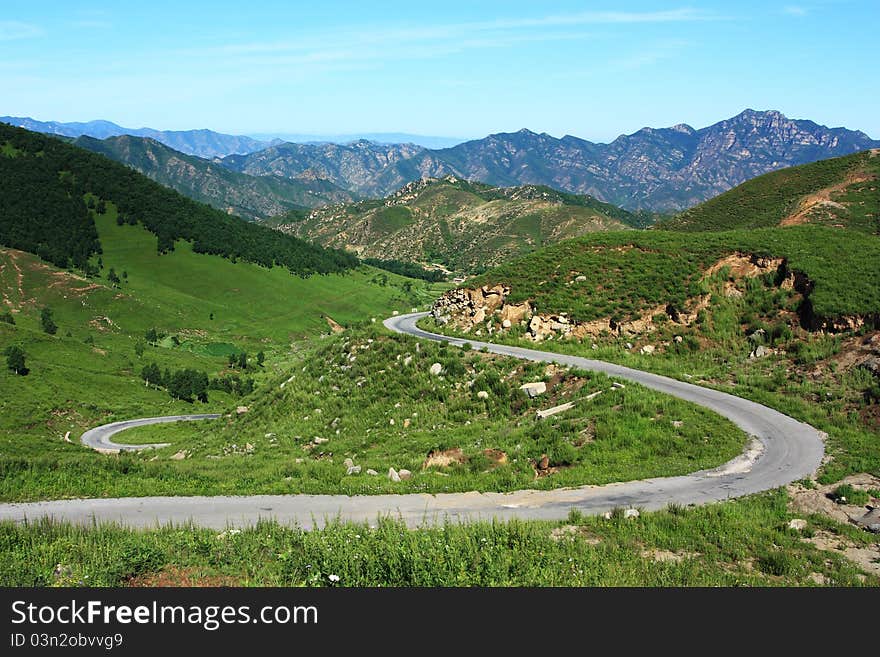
[{"xmin": 6, "ymin": 109, "xmax": 878, "ymax": 214}]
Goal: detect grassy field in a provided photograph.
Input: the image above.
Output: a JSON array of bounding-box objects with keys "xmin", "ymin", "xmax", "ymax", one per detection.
[
  {"xmin": 0, "ymin": 203, "xmax": 443, "ymax": 498},
  {"xmin": 0, "ymin": 328, "xmax": 746, "ymax": 500},
  {"xmin": 2, "ymin": 492, "xmax": 876, "ymax": 586}
]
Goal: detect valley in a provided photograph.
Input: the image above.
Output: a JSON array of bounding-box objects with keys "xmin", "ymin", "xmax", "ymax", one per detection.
[{"xmin": 0, "ymin": 120, "xmax": 878, "ymax": 588}]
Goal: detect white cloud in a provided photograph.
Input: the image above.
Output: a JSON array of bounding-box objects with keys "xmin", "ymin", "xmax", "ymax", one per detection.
[{"xmin": 0, "ymin": 21, "xmax": 44, "ymax": 41}]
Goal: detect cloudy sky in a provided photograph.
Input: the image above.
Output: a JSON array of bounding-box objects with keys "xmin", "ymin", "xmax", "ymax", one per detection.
[{"xmin": 1, "ymin": 0, "xmax": 877, "ymax": 140}]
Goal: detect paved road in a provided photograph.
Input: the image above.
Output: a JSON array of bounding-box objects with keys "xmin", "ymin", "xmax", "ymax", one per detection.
[
  {"xmin": 0, "ymin": 312, "xmax": 824, "ymax": 529},
  {"xmin": 80, "ymin": 414, "xmax": 221, "ymax": 453}
]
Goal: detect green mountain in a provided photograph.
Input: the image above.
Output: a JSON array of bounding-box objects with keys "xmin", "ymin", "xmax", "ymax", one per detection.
[
  {"xmin": 661, "ymin": 150, "xmax": 880, "ymax": 233},
  {"xmin": 0, "ymin": 123, "xmax": 357, "ymax": 274},
  {"xmin": 276, "ymin": 176, "xmax": 643, "ymax": 273},
  {"xmin": 73, "ymin": 134, "xmax": 355, "ymax": 220}
]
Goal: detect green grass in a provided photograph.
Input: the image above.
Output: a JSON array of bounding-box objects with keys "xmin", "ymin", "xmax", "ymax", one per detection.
[
  {"xmin": 467, "ymin": 226, "xmax": 880, "ymax": 322},
  {"xmin": 662, "ymin": 151, "xmax": 879, "ymax": 233},
  {"xmin": 425, "ymin": 261, "xmax": 880, "ymax": 485},
  {"xmin": 0, "ymin": 328, "xmax": 746, "ymax": 500},
  {"xmin": 0, "ymin": 205, "xmax": 444, "ymax": 494},
  {"xmin": 371, "ymin": 206, "xmax": 414, "ymax": 234},
  {"xmin": 2, "ymin": 492, "xmax": 875, "ymax": 586}
]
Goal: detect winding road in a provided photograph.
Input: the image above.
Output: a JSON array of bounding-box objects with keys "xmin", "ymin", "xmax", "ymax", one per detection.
[{"xmin": 0, "ymin": 312, "xmax": 825, "ymax": 529}]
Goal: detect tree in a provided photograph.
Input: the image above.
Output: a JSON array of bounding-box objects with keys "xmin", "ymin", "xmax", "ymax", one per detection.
[
  {"xmin": 134, "ymin": 340, "xmax": 145, "ymax": 358},
  {"xmin": 107, "ymin": 268, "xmax": 120, "ymax": 286},
  {"xmin": 4, "ymin": 345, "xmax": 27, "ymax": 375},
  {"xmin": 0, "ymin": 311, "xmax": 14, "ymax": 325},
  {"xmin": 145, "ymin": 328, "xmax": 158, "ymax": 344},
  {"xmin": 256, "ymin": 351, "xmax": 265, "ymax": 367},
  {"xmin": 40, "ymin": 307, "xmax": 57, "ymax": 335},
  {"xmin": 237, "ymin": 351, "xmax": 248, "ymax": 370},
  {"xmin": 141, "ymin": 362, "xmax": 162, "ymax": 387}
]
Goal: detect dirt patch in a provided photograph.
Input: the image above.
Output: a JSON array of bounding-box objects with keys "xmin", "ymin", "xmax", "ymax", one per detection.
[
  {"xmin": 801, "ymin": 530, "xmax": 880, "ymax": 577},
  {"xmin": 787, "ymin": 474, "xmax": 880, "ymax": 525},
  {"xmin": 641, "ymin": 549, "xmax": 701, "ymax": 563},
  {"xmin": 549, "ymin": 525, "xmax": 602, "ymax": 544},
  {"xmin": 126, "ymin": 566, "xmax": 241, "ymax": 587},
  {"xmin": 324, "ymin": 315, "xmax": 344, "ymax": 333},
  {"xmin": 704, "ymin": 252, "xmax": 785, "ymax": 279},
  {"xmin": 781, "ymin": 171, "xmax": 875, "ymax": 227},
  {"xmin": 422, "ymin": 448, "xmax": 467, "ymax": 469}
]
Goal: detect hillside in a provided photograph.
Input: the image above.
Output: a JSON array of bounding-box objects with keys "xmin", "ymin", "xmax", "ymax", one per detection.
[
  {"xmin": 660, "ymin": 150, "xmax": 880, "ymax": 233},
  {"xmin": 276, "ymin": 177, "xmax": 640, "ymax": 272},
  {"xmin": 220, "ymin": 110, "xmax": 880, "ymax": 211},
  {"xmin": 0, "ymin": 116, "xmax": 276, "ymax": 158},
  {"xmin": 0, "ymin": 123, "xmax": 357, "ymax": 274},
  {"xmin": 0, "ymin": 200, "xmax": 441, "ymax": 498},
  {"xmin": 75, "ymin": 135, "xmax": 355, "ymax": 220},
  {"xmin": 430, "ymin": 226, "xmax": 880, "ymax": 335}
]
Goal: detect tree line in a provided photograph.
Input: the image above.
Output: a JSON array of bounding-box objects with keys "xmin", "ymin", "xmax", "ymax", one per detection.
[
  {"xmin": 362, "ymin": 258, "xmax": 447, "ymax": 282},
  {"xmin": 0, "ymin": 123, "xmax": 359, "ymax": 275},
  {"xmin": 141, "ymin": 362, "xmax": 254, "ymax": 403}
]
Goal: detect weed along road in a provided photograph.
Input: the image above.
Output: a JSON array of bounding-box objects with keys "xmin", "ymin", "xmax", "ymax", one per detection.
[{"xmin": 0, "ymin": 312, "xmax": 825, "ymax": 530}]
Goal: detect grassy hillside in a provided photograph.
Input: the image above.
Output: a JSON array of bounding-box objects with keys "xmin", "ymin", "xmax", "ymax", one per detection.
[
  {"xmin": 0, "ymin": 203, "xmax": 440, "ymax": 492},
  {"xmin": 0, "ymin": 122, "xmax": 357, "ymax": 274},
  {"xmin": 277, "ymin": 177, "xmax": 639, "ymax": 272},
  {"xmin": 426, "ymin": 225, "xmax": 880, "ymax": 488},
  {"xmin": 662, "ymin": 150, "xmax": 880, "ymax": 233},
  {"xmin": 0, "ymin": 323, "xmax": 745, "ymax": 500},
  {"xmin": 467, "ymin": 226, "xmax": 880, "ymax": 324},
  {"xmin": 75, "ymin": 135, "xmax": 354, "ymax": 220}
]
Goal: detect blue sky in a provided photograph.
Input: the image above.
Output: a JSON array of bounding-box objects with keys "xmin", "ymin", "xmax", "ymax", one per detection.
[{"xmin": 1, "ymin": 1, "xmax": 877, "ymax": 141}]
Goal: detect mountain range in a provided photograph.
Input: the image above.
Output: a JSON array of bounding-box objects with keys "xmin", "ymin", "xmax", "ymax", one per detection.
[
  {"xmin": 0, "ymin": 116, "xmax": 277, "ymax": 158},
  {"xmin": 6, "ymin": 109, "xmax": 878, "ymax": 214},
  {"xmin": 74, "ymin": 135, "xmax": 354, "ymax": 219},
  {"xmin": 223, "ymin": 110, "xmax": 880, "ymax": 211}
]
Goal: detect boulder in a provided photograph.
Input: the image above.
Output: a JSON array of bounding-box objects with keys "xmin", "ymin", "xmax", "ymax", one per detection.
[
  {"xmin": 501, "ymin": 319, "xmax": 512, "ymax": 329},
  {"xmin": 388, "ymin": 467, "xmax": 401, "ymax": 482},
  {"xmin": 429, "ymin": 362, "xmax": 443, "ymax": 376},
  {"xmin": 854, "ymin": 507, "xmax": 880, "ymax": 533},
  {"xmin": 236, "ymin": 406, "xmax": 249, "ymax": 414},
  {"xmin": 520, "ymin": 381, "xmax": 547, "ymax": 398},
  {"xmin": 536, "ymin": 401, "xmax": 575, "ymax": 420},
  {"xmin": 343, "ymin": 458, "xmax": 354, "ymax": 468},
  {"xmin": 624, "ymin": 509, "xmax": 640, "ymax": 519},
  {"xmin": 346, "ymin": 465, "xmax": 361, "ymax": 476},
  {"xmin": 477, "ymin": 390, "xmax": 489, "ymax": 399},
  {"xmin": 750, "ymin": 345, "xmax": 768, "ymax": 359},
  {"xmin": 639, "ymin": 345, "xmax": 655, "ymax": 355},
  {"xmin": 788, "ymin": 518, "xmax": 808, "ymax": 531},
  {"xmin": 366, "ymin": 469, "xmax": 378, "ymax": 476},
  {"xmin": 403, "ymin": 355, "xmax": 413, "ymax": 366},
  {"xmin": 575, "ymin": 275, "xmax": 587, "ymax": 282},
  {"xmin": 423, "ymin": 448, "xmax": 466, "ymax": 469},
  {"xmin": 398, "ymin": 469, "xmax": 413, "ymax": 480}
]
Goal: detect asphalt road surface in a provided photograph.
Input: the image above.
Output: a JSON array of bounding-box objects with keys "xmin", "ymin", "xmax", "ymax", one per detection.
[
  {"xmin": 80, "ymin": 414, "xmax": 221, "ymax": 453},
  {"xmin": 0, "ymin": 312, "xmax": 824, "ymax": 529}
]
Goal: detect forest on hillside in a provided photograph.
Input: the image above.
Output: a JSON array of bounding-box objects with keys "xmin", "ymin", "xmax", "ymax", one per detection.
[{"xmin": 0, "ymin": 123, "xmax": 358, "ymax": 275}]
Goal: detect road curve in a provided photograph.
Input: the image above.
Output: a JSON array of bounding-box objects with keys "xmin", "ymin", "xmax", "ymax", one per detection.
[
  {"xmin": 0, "ymin": 313, "xmax": 824, "ymax": 529},
  {"xmin": 80, "ymin": 414, "xmax": 221, "ymax": 453}
]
